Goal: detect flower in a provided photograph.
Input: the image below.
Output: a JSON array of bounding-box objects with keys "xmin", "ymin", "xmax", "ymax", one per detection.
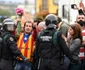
[{"xmin": 15, "ymin": 8, "xmax": 24, "ymax": 16}]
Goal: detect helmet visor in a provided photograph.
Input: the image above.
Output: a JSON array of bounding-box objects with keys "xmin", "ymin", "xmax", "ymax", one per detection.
[{"xmin": 7, "ymin": 24, "xmax": 15, "ymax": 31}]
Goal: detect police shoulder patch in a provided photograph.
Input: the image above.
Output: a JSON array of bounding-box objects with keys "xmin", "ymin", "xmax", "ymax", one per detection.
[{"xmin": 9, "ymin": 37, "xmax": 14, "ymax": 41}]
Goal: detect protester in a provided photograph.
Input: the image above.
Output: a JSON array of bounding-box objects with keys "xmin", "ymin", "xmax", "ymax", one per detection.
[
  {"xmin": 14, "ymin": 21, "xmax": 36, "ymax": 70},
  {"xmin": 76, "ymin": 14, "xmax": 85, "ymax": 70},
  {"xmin": 37, "ymin": 21, "xmax": 46, "ymax": 32},
  {"xmin": 68, "ymin": 23, "xmax": 82, "ymax": 70}
]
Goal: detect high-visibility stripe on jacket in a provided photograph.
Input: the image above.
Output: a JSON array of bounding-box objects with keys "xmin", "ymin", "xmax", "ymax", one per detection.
[{"xmin": 17, "ymin": 33, "xmax": 35, "ymax": 61}]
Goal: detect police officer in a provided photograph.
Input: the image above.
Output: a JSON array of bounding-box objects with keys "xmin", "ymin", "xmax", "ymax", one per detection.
[
  {"xmin": 33, "ymin": 14, "xmax": 77, "ymax": 70},
  {"xmin": 0, "ymin": 18, "xmax": 29, "ymax": 70}
]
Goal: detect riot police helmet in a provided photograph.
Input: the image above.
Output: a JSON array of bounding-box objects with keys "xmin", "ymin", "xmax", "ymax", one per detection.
[
  {"xmin": 3, "ymin": 18, "xmax": 15, "ymax": 31},
  {"xmin": 45, "ymin": 14, "xmax": 58, "ymax": 26}
]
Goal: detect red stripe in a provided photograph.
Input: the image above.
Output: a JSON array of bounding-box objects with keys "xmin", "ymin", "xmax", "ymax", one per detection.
[
  {"xmin": 82, "ymin": 32, "xmax": 85, "ymax": 35},
  {"xmin": 24, "ymin": 40, "xmax": 29, "ymax": 57},
  {"xmin": 80, "ymin": 48, "xmax": 85, "ymax": 52},
  {"xmin": 80, "ymin": 57, "xmax": 85, "ymax": 60},
  {"xmin": 82, "ymin": 33, "xmax": 85, "ymax": 35}
]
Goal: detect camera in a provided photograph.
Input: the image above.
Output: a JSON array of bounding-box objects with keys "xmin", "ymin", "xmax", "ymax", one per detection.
[{"xmin": 71, "ymin": 4, "xmax": 77, "ymax": 9}]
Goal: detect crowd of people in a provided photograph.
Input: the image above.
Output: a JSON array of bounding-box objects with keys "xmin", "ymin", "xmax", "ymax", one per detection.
[{"xmin": 0, "ymin": 4, "xmax": 85, "ymax": 70}]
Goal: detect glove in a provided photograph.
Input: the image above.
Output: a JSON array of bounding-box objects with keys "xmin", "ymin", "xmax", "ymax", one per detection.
[
  {"xmin": 23, "ymin": 57, "xmax": 30, "ymax": 64},
  {"xmin": 19, "ymin": 54, "xmax": 30, "ymax": 64}
]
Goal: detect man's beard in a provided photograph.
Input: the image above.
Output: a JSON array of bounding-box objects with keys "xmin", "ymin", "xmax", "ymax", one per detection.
[{"xmin": 77, "ymin": 20, "xmax": 85, "ymax": 26}]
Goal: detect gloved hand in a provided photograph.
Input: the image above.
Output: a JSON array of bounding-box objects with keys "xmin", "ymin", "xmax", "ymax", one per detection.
[
  {"xmin": 19, "ymin": 54, "xmax": 30, "ymax": 64},
  {"xmin": 23, "ymin": 57, "xmax": 30, "ymax": 64}
]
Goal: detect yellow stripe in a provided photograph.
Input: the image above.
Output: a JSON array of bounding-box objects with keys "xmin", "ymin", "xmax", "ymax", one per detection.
[{"xmin": 17, "ymin": 33, "xmax": 23, "ymax": 48}]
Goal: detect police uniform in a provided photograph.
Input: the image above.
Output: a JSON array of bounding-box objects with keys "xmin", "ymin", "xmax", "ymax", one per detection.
[
  {"xmin": 33, "ymin": 14, "xmax": 76, "ymax": 70},
  {"xmin": 0, "ymin": 18, "xmax": 27, "ymax": 70},
  {"xmin": 0, "ymin": 31, "xmax": 24, "ymax": 70}
]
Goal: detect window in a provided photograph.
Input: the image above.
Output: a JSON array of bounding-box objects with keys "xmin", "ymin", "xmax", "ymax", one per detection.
[
  {"xmin": 62, "ymin": 5, "xmax": 70, "ymax": 21},
  {"xmin": 54, "ymin": 0, "xmax": 59, "ymax": 5},
  {"xmin": 42, "ymin": 0, "xmax": 48, "ymax": 10}
]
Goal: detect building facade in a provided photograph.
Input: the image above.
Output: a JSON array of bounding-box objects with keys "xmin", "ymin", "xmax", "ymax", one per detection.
[{"xmin": 35, "ymin": 0, "xmax": 58, "ymax": 18}]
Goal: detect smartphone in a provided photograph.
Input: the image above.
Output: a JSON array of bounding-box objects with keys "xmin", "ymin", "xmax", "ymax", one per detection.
[
  {"xmin": 71, "ymin": 4, "xmax": 77, "ymax": 9},
  {"xmin": 78, "ymin": 9, "xmax": 84, "ymax": 15}
]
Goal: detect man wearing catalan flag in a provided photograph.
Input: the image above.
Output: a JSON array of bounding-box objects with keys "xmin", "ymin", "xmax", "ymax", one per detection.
[{"xmin": 15, "ymin": 21, "xmax": 36, "ymax": 70}]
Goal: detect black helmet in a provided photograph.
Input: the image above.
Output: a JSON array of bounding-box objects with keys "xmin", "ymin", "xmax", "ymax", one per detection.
[{"xmin": 45, "ymin": 14, "xmax": 58, "ymax": 26}]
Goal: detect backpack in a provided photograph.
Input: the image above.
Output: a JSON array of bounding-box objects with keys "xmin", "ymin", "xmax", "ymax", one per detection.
[{"xmin": 0, "ymin": 31, "xmax": 9, "ymax": 59}]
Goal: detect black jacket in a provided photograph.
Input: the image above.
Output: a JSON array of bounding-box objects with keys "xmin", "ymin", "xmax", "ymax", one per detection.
[
  {"xmin": 35, "ymin": 28, "xmax": 73, "ymax": 60},
  {"xmin": 1, "ymin": 30, "xmax": 24, "ymax": 59}
]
